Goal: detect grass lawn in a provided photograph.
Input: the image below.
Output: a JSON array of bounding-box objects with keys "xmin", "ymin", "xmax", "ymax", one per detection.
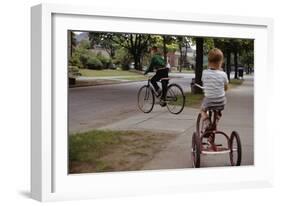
[
  {"xmin": 166, "ymin": 92, "xmax": 203, "ymax": 108},
  {"xmin": 171, "ymin": 69, "xmax": 194, "ymax": 74},
  {"xmin": 120, "ymin": 76, "xmax": 147, "ymax": 81},
  {"xmin": 184, "ymin": 92, "xmax": 204, "ymax": 108},
  {"xmin": 79, "ymin": 69, "xmax": 142, "ymax": 77},
  {"xmin": 69, "ymin": 129, "xmax": 176, "ymax": 173},
  {"xmin": 229, "ymin": 79, "xmax": 244, "ymax": 89}
]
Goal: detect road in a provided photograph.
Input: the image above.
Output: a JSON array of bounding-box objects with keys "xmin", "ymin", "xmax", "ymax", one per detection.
[{"xmin": 69, "ymin": 73, "xmax": 194, "ymax": 133}]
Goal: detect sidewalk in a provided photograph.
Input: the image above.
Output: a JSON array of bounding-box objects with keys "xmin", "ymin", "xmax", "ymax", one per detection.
[{"xmin": 99, "ymin": 78, "xmax": 254, "ymax": 168}]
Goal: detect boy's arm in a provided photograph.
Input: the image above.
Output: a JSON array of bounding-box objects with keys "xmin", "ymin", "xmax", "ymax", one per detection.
[
  {"xmin": 224, "ymin": 84, "xmax": 228, "ymax": 91},
  {"xmin": 224, "ymin": 72, "xmax": 229, "ymax": 91}
]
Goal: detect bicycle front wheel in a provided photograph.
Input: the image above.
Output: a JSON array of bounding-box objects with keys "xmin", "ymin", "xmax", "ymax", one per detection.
[
  {"xmin": 137, "ymin": 85, "xmax": 155, "ymax": 113},
  {"xmin": 166, "ymin": 84, "xmax": 185, "ymax": 114}
]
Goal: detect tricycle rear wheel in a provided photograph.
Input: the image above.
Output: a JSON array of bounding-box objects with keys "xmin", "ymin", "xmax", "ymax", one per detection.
[
  {"xmin": 229, "ymin": 131, "xmax": 242, "ymax": 166},
  {"xmin": 192, "ymin": 132, "xmax": 201, "ymax": 168}
]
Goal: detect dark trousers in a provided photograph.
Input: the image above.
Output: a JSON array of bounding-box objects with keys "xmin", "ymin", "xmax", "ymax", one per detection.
[{"xmin": 151, "ymin": 68, "xmax": 169, "ymax": 100}]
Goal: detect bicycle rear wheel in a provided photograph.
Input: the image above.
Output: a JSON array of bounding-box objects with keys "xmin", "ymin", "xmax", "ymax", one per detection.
[
  {"xmin": 166, "ymin": 84, "xmax": 185, "ymax": 114},
  {"xmin": 137, "ymin": 85, "xmax": 155, "ymax": 113}
]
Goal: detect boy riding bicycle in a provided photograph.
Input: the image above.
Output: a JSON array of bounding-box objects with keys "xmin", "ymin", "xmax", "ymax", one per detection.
[
  {"xmin": 201, "ymin": 48, "xmax": 229, "ymax": 128},
  {"xmin": 144, "ymin": 46, "xmax": 169, "ymax": 107}
]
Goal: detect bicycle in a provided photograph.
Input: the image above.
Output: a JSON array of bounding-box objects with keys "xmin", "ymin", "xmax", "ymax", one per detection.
[
  {"xmin": 137, "ymin": 77, "xmax": 185, "ymax": 114},
  {"xmin": 191, "ymin": 84, "xmax": 242, "ymax": 168}
]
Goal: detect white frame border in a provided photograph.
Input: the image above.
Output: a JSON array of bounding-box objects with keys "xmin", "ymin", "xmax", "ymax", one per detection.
[{"xmin": 31, "ymin": 3, "xmax": 274, "ymax": 202}]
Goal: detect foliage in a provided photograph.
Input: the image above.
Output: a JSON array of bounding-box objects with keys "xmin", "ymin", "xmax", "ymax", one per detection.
[
  {"xmin": 239, "ymin": 40, "xmax": 254, "ymax": 69},
  {"xmin": 96, "ymin": 52, "xmax": 111, "ymax": 68},
  {"xmin": 88, "ymin": 32, "xmax": 150, "ymax": 70},
  {"xmin": 240, "ymin": 50, "xmax": 254, "ymax": 68},
  {"xmin": 69, "ymin": 38, "xmax": 113, "ymax": 70},
  {"xmin": 68, "ymin": 65, "xmax": 81, "ymax": 78},
  {"xmin": 203, "ymin": 38, "xmax": 215, "ymax": 55},
  {"xmin": 69, "ymin": 39, "xmax": 91, "ymax": 68},
  {"xmin": 151, "ymin": 35, "xmax": 177, "ymax": 51},
  {"xmin": 176, "ymin": 36, "xmax": 193, "ymax": 69},
  {"xmin": 88, "ymin": 32, "xmax": 118, "ymax": 58},
  {"xmin": 113, "ymin": 47, "xmax": 132, "ymax": 70},
  {"xmin": 69, "ymin": 52, "xmax": 83, "ymax": 68},
  {"xmin": 86, "ymin": 55, "xmax": 103, "ymax": 70}
]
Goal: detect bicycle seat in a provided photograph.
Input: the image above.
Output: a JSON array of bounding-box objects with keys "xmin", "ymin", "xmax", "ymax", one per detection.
[{"xmin": 207, "ymin": 105, "xmax": 224, "ymax": 111}]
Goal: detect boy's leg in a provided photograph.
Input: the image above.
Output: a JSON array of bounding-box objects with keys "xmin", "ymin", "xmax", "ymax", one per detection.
[
  {"xmin": 161, "ymin": 80, "xmax": 168, "ymax": 100},
  {"xmin": 201, "ymin": 109, "xmax": 208, "ymax": 120},
  {"xmin": 201, "ymin": 98, "xmax": 209, "ymax": 120},
  {"xmin": 201, "ymin": 98, "xmax": 211, "ymax": 130},
  {"xmin": 160, "ymin": 69, "xmax": 169, "ymax": 100},
  {"xmin": 151, "ymin": 72, "xmax": 161, "ymax": 93}
]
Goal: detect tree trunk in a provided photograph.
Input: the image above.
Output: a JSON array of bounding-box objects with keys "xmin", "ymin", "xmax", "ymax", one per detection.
[
  {"xmin": 193, "ymin": 37, "xmax": 204, "ymax": 94},
  {"xmin": 179, "ymin": 48, "xmax": 183, "ymax": 72},
  {"xmin": 234, "ymin": 51, "xmax": 238, "ymax": 79},
  {"xmin": 226, "ymin": 49, "xmax": 231, "ymax": 81},
  {"xmin": 133, "ymin": 54, "xmax": 142, "ymax": 70},
  {"xmin": 163, "ymin": 36, "xmax": 167, "ymax": 63}
]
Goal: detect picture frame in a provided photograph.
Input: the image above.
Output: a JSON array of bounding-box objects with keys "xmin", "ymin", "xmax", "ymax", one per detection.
[{"xmin": 31, "ymin": 3, "xmax": 274, "ymax": 202}]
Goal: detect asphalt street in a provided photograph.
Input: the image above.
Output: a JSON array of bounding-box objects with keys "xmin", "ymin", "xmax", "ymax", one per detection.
[{"xmin": 69, "ymin": 73, "xmax": 194, "ymax": 133}]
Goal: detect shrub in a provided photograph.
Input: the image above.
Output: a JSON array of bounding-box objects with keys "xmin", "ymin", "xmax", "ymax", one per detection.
[
  {"xmin": 69, "ymin": 40, "xmax": 92, "ymax": 69},
  {"xmin": 86, "ymin": 56, "xmax": 103, "ymax": 70},
  {"xmin": 79, "ymin": 53, "xmax": 90, "ymax": 68},
  {"xmin": 69, "ymin": 53, "xmax": 82, "ymax": 68},
  {"xmin": 69, "ymin": 65, "xmax": 79, "ymax": 74},
  {"xmin": 114, "ymin": 48, "xmax": 132, "ymax": 70},
  {"xmin": 96, "ymin": 53, "xmax": 111, "ymax": 69}
]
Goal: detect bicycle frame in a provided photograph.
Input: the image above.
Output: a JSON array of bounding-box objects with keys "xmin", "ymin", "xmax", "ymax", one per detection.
[{"xmin": 146, "ymin": 78, "xmax": 169, "ymax": 99}]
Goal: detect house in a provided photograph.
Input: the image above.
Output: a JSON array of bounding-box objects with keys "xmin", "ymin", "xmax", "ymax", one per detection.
[{"xmin": 167, "ymin": 47, "xmax": 196, "ymax": 70}]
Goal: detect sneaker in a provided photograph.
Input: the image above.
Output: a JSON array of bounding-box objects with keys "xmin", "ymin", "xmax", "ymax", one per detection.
[{"xmin": 159, "ymin": 99, "xmax": 167, "ymax": 107}]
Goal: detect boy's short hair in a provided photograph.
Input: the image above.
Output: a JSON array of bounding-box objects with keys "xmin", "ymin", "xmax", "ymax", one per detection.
[
  {"xmin": 208, "ymin": 48, "xmax": 224, "ymax": 64},
  {"xmin": 151, "ymin": 46, "xmax": 158, "ymax": 52}
]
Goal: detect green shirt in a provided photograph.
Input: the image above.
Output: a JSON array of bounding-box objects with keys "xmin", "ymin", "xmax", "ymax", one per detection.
[{"xmin": 144, "ymin": 54, "xmax": 165, "ymax": 74}]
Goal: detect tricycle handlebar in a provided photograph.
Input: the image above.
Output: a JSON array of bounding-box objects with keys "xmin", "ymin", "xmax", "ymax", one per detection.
[{"xmin": 194, "ymin": 83, "xmax": 205, "ymax": 89}]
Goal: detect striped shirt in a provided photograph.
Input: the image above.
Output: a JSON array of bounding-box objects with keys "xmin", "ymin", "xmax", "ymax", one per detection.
[{"xmin": 202, "ymin": 69, "xmax": 228, "ymax": 98}]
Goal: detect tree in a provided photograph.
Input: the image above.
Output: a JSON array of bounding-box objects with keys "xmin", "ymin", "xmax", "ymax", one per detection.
[
  {"xmin": 75, "ymin": 39, "xmax": 91, "ymax": 68},
  {"xmin": 150, "ymin": 35, "xmax": 177, "ymax": 64},
  {"xmin": 231, "ymin": 39, "xmax": 242, "ymax": 79},
  {"xmin": 194, "ymin": 37, "xmax": 204, "ymax": 93},
  {"xmin": 176, "ymin": 36, "xmax": 192, "ymax": 72},
  {"xmin": 214, "ymin": 38, "xmax": 231, "ymax": 80},
  {"xmin": 240, "ymin": 40, "xmax": 254, "ymax": 74},
  {"xmin": 161, "ymin": 35, "xmax": 177, "ymax": 63},
  {"xmin": 68, "ymin": 31, "xmax": 77, "ymax": 58},
  {"xmin": 126, "ymin": 33, "xmax": 151, "ymax": 70},
  {"xmin": 88, "ymin": 32, "xmax": 117, "ymax": 58},
  {"xmin": 90, "ymin": 33, "xmax": 151, "ymax": 70},
  {"xmin": 203, "ymin": 38, "xmax": 215, "ymax": 55}
]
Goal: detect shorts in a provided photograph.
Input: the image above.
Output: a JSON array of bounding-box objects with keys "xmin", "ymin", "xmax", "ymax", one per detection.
[{"xmin": 201, "ymin": 96, "xmax": 226, "ymax": 112}]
